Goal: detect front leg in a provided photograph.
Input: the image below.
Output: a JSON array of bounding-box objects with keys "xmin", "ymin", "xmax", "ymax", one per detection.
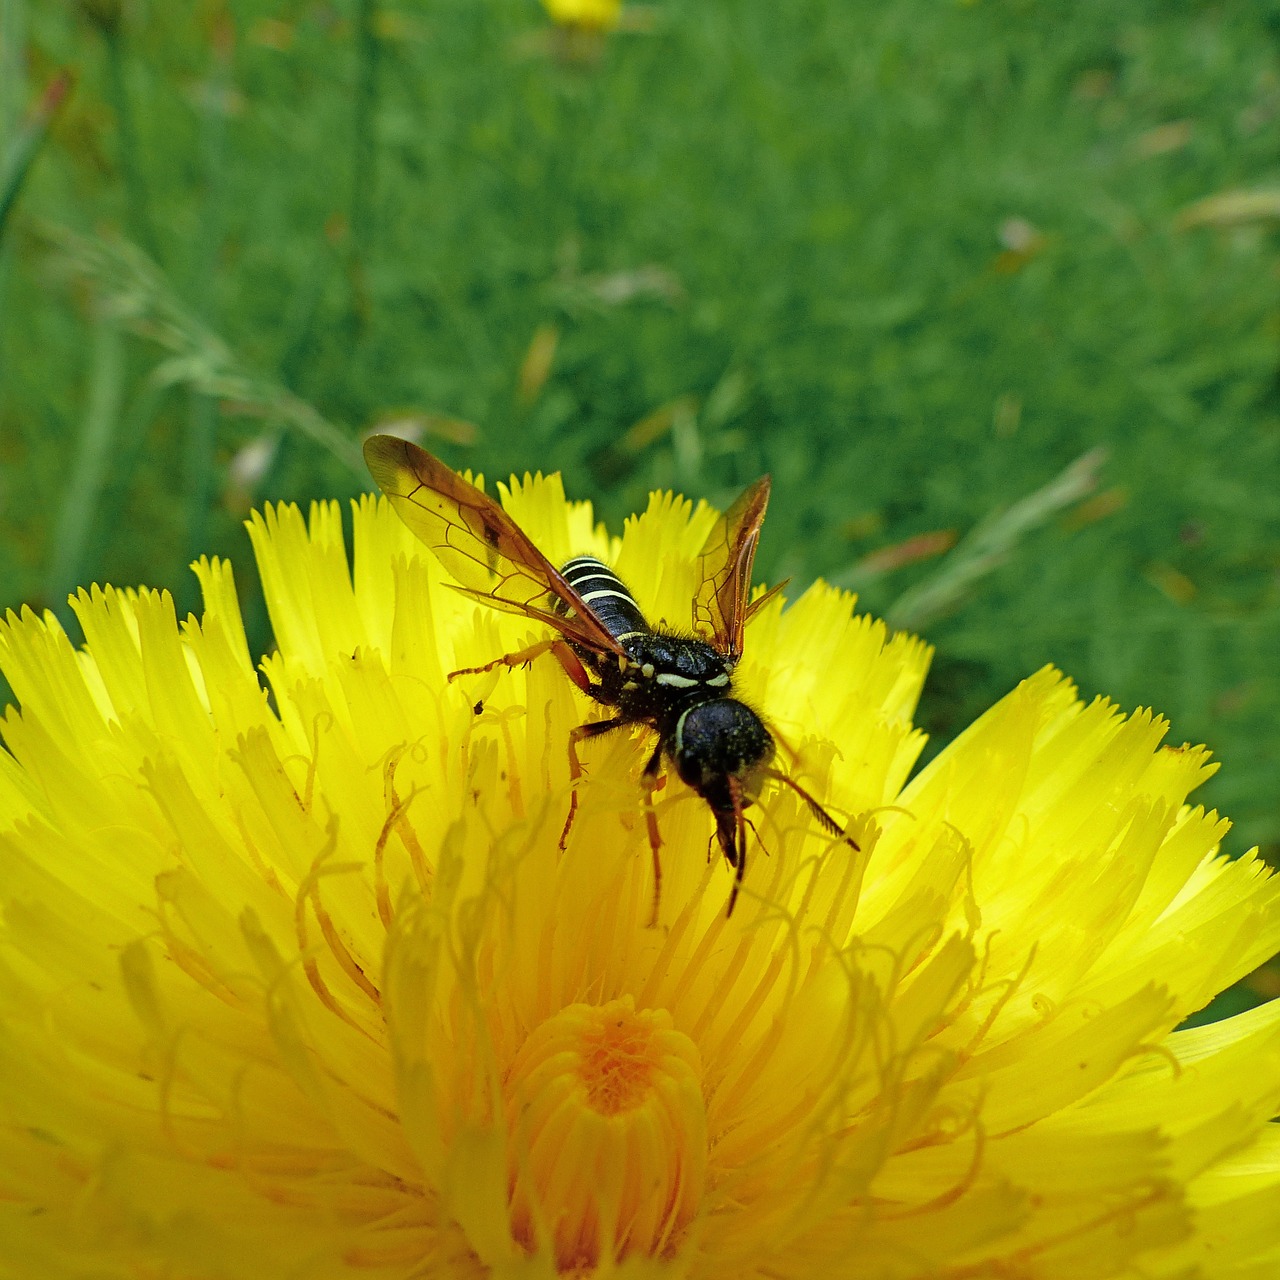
[
  {"xmin": 642, "ymin": 740, "xmax": 665, "ymax": 927},
  {"xmin": 558, "ymin": 716, "xmax": 628, "ymax": 850},
  {"xmin": 711, "ymin": 775, "xmax": 748, "ymax": 918}
]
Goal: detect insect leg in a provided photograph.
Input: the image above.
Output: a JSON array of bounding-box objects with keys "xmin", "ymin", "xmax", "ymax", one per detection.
[
  {"xmin": 558, "ymin": 716, "xmax": 627, "ymax": 851},
  {"xmin": 448, "ymin": 636, "xmax": 561, "ymax": 681},
  {"xmin": 725, "ymin": 775, "xmax": 747, "ymax": 917},
  {"xmin": 641, "ymin": 739, "xmax": 663, "ymax": 780},
  {"xmin": 548, "ymin": 640, "xmax": 592, "ymax": 694},
  {"xmin": 641, "ymin": 739, "xmax": 664, "ymax": 928}
]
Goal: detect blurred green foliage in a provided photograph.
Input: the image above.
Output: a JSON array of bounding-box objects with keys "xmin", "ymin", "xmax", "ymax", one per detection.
[{"xmin": 1, "ymin": 0, "xmax": 1278, "ymax": 900}]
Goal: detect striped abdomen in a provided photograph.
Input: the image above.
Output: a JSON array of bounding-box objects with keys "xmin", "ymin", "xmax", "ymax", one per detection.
[{"xmin": 561, "ymin": 556, "xmax": 650, "ymax": 645}]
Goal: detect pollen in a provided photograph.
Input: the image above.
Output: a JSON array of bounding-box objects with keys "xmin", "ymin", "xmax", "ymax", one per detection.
[{"xmin": 504, "ymin": 997, "xmax": 706, "ymax": 1269}]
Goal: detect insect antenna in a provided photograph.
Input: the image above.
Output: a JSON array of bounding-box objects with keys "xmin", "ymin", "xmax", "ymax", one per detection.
[
  {"xmin": 767, "ymin": 721, "xmax": 803, "ymax": 767},
  {"xmin": 764, "ymin": 768, "xmax": 860, "ymax": 850}
]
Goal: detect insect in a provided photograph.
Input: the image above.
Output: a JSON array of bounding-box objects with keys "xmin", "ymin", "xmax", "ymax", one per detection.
[{"xmin": 364, "ymin": 434, "xmax": 855, "ymax": 921}]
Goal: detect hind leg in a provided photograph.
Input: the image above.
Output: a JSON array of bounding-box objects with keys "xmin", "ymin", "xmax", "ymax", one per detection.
[{"xmin": 450, "ymin": 638, "xmax": 592, "ymax": 689}]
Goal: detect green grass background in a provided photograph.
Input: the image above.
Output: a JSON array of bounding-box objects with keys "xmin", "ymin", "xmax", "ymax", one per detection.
[{"xmin": 2, "ymin": 1, "xmax": 1278, "ymax": 1009}]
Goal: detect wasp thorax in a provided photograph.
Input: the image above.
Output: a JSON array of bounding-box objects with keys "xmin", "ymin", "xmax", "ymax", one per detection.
[
  {"xmin": 673, "ymin": 699, "xmax": 774, "ymax": 801},
  {"xmin": 624, "ymin": 633, "xmax": 729, "ymax": 684}
]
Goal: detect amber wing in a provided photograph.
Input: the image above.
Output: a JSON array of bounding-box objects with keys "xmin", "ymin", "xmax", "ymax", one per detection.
[
  {"xmin": 692, "ymin": 474, "xmax": 772, "ymax": 661},
  {"xmin": 363, "ymin": 434, "xmax": 625, "ymax": 656}
]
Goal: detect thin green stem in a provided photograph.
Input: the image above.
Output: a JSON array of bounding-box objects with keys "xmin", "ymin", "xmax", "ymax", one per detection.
[
  {"xmin": 181, "ymin": 393, "xmax": 218, "ymax": 605},
  {"xmin": 46, "ymin": 315, "xmax": 126, "ymax": 618},
  {"xmin": 95, "ymin": 378, "xmax": 170, "ymax": 536},
  {"xmin": 350, "ymin": 0, "xmax": 381, "ymax": 260},
  {"xmin": 0, "ymin": 0, "xmax": 28, "ymax": 403},
  {"xmin": 181, "ymin": 31, "xmax": 232, "ymax": 610},
  {"xmin": 1, "ymin": 0, "xmax": 29, "ymax": 146},
  {"xmin": 102, "ymin": 24, "xmax": 159, "ymax": 259}
]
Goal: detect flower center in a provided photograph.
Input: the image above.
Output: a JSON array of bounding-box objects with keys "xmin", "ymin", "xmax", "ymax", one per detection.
[{"xmin": 504, "ymin": 996, "xmax": 707, "ymax": 1271}]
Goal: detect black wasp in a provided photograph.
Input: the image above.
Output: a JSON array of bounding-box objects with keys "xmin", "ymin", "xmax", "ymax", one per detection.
[{"xmin": 364, "ymin": 434, "xmax": 855, "ymax": 922}]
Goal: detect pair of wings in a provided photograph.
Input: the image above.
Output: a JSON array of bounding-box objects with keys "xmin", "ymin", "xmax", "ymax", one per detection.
[{"xmin": 363, "ymin": 434, "xmax": 777, "ymax": 663}]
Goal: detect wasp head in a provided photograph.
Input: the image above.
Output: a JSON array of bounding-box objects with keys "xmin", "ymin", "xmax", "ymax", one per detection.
[{"xmin": 671, "ymin": 697, "xmax": 774, "ymax": 856}]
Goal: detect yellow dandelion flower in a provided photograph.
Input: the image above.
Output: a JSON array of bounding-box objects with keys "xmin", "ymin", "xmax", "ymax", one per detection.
[
  {"xmin": 2, "ymin": 469, "xmax": 1280, "ymax": 1279},
  {"xmin": 541, "ymin": 0, "xmax": 622, "ymax": 34}
]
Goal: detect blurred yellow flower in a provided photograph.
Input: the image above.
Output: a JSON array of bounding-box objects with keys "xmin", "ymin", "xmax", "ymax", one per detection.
[
  {"xmin": 541, "ymin": 0, "xmax": 622, "ymax": 33},
  {"xmin": 2, "ymin": 477, "xmax": 1280, "ymax": 1278}
]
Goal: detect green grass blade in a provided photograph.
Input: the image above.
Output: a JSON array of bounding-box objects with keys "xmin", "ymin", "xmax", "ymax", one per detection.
[
  {"xmin": 887, "ymin": 448, "xmax": 1108, "ymax": 634},
  {"xmin": 40, "ymin": 225, "xmax": 364, "ymax": 474},
  {"xmin": 0, "ymin": 73, "xmax": 71, "ymax": 243}
]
